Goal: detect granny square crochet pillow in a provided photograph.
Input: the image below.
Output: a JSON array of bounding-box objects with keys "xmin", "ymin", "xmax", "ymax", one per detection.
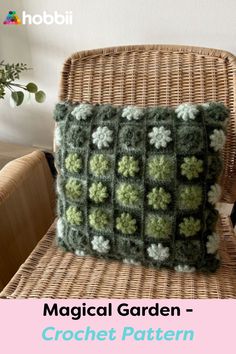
[{"xmin": 54, "ymin": 102, "xmax": 228, "ymax": 272}]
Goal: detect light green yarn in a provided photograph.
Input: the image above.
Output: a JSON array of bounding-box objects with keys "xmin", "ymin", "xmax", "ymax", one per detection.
[
  {"xmin": 89, "ymin": 154, "xmax": 109, "ymax": 176},
  {"xmin": 65, "ymin": 179, "xmax": 83, "ymax": 200},
  {"xmin": 89, "ymin": 182, "xmax": 108, "ymax": 203},
  {"xmin": 116, "ymin": 183, "xmax": 140, "ymax": 207},
  {"xmin": 179, "ymin": 186, "xmax": 202, "ymax": 210},
  {"xmin": 147, "ymin": 187, "xmax": 171, "ymax": 210},
  {"xmin": 181, "ymin": 156, "xmax": 203, "ymax": 180},
  {"xmin": 116, "ymin": 213, "xmax": 137, "ymax": 234},
  {"xmin": 89, "ymin": 208, "xmax": 109, "ymax": 231},
  {"xmin": 147, "ymin": 155, "xmax": 173, "ymax": 181},
  {"xmin": 179, "ymin": 217, "xmax": 201, "ymax": 237},
  {"xmin": 146, "ymin": 215, "xmax": 172, "ymax": 239},
  {"xmin": 65, "ymin": 153, "xmax": 82, "ymax": 173},
  {"xmin": 118, "ymin": 156, "xmax": 139, "ymax": 177},
  {"xmin": 66, "ymin": 206, "xmax": 82, "ymax": 225}
]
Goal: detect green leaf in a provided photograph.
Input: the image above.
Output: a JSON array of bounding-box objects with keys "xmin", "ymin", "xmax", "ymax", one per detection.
[
  {"xmin": 26, "ymin": 82, "xmax": 38, "ymax": 93},
  {"xmin": 11, "ymin": 91, "xmax": 18, "ymax": 105},
  {"xmin": 35, "ymin": 90, "xmax": 46, "ymax": 103},
  {"xmin": 16, "ymin": 91, "xmax": 24, "ymax": 106}
]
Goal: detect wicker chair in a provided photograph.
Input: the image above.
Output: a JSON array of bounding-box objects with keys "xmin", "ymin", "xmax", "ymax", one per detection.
[{"xmin": 1, "ymin": 44, "xmax": 236, "ymax": 298}]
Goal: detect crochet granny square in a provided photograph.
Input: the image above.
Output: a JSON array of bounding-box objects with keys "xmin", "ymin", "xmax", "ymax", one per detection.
[{"xmin": 54, "ymin": 102, "xmax": 228, "ymax": 272}]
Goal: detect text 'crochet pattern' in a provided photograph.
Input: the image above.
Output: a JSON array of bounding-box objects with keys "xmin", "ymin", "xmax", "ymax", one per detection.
[{"xmin": 54, "ymin": 102, "xmax": 228, "ymax": 272}]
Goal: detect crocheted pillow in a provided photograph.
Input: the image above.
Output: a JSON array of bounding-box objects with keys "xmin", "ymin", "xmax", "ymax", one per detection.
[{"xmin": 54, "ymin": 102, "xmax": 228, "ymax": 272}]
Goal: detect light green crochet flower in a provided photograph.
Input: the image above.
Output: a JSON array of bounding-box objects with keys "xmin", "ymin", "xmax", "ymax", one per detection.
[
  {"xmin": 65, "ymin": 153, "xmax": 82, "ymax": 173},
  {"xmin": 89, "ymin": 154, "xmax": 109, "ymax": 176},
  {"xmin": 89, "ymin": 182, "xmax": 108, "ymax": 203},
  {"xmin": 89, "ymin": 209, "xmax": 109, "ymax": 231},
  {"xmin": 181, "ymin": 156, "xmax": 203, "ymax": 180},
  {"xmin": 66, "ymin": 206, "xmax": 82, "ymax": 225},
  {"xmin": 147, "ymin": 155, "xmax": 173, "ymax": 181},
  {"xmin": 116, "ymin": 213, "xmax": 137, "ymax": 234},
  {"xmin": 146, "ymin": 215, "xmax": 172, "ymax": 239},
  {"xmin": 179, "ymin": 186, "xmax": 202, "ymax": 210},
  {"xmin": 179, "ymin": 217, "xmax": 201, "ymax": 237},
  {"xmin": 116, "ymin": 183, "xmax": 140, "ymax": 207},
  {"xmin": 118, "ymin": 156, "xmax": 139, "ymax": 177},
  {"xmin": 65, "ymin": 178, "xmax": 83, "ymax": 200},
  {"xmin": 147, "ymin": 187, "xmax": 171, "ymax": 210}
]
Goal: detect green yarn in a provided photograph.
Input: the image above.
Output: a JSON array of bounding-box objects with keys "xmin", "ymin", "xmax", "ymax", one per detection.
[
  {"xmin": 179, "ymin": 186, "xmax": 202, "ymax": 210},
  {"xmin": 65, "ymin": 153, "xmax": 82, "ymax": 173},
  {"xmin": 116, "ymin": 213, "xmax": 137, "ymax": 234},
  {"xmin": 147, "ymin": 187, "xmax": 171, "ymax": 210},
  {"xmin": 116, "ymin": 183, "xmax": 140, "ymax": 207},
  {"xmin": 55, "ymin": 102, "xmax": 228, "ymax": 272},
  {"xmin": 89, "ymin": 154, "xmax": 109, "ymax": 176},
  {"xmin": 179, "ymin": 217, "xmax": 201, "ymax": 237},
  {"xmin": 65, "ymin": 179, "xmax": 83, "ymax": 200},
  {"xmin": 66, "ymin": 206, "xmax": 82, "ymax": 225},
  {"xmin": 118, "ymin": 156, "xmax": 139, "ymax": 177},
  {"xmin": 89, "ymin": 209, "xmax": 109, "ymax": 231},
  {"xmin": 181, "ymin": 156, "xmax": 203, "ymax": 180},
  {"xmin": 176, "ymin": 126, "xmax": 204, "ymax": 154},
  {"xmin": 89, "ymin": 182, "xmax": 108, "ymax": 203},
  {"xmin": 147, "ymin": 155, "xmax": 173, "ymax": 181},
  {"xmin": 146, "ymin": 215, "xmax": 172, "ymax": 239}
]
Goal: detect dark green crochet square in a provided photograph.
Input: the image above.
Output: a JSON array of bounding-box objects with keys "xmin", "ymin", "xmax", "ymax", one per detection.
[{"xmin": 54, "ymin": 102, "xmax": 228, "ymax": 273}]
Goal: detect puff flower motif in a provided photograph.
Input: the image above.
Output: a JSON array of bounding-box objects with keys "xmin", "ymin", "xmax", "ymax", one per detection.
[
  {"xmin": 56, "ymin": 218, "xmax": 64, "ymax": 239},
  {"xmin": 89, "ymin": 182, "xmax": 108, "ymax": 203},
  {"xmin": 92, "ymin": 126, "xmax": 113, "ymax": 149},
  {"xmin": 71, "ymin": 103, "xmax": 93, "ymax": 121},
  {"xmin": 174, "ymin": 265, "xmax": 196, "ymax": 272},
  {"xmin": 147, "ymin": 243, "xmax": 170, "ymax": 262},
  {"xmin": 181, "ymin": 156, "xmax": 203, "ymax": 180},
  {"xmin": 175, "ymin": 103, "xmax": 199, "ymax": 121},
  {"xmin": 90, "ymin": 154, "xmax": 109, "ymax": 176},
  {"xmin": 208, "ymin": 184, "xmax": 221, "ymax": 205},
  {"xmin": 179, "ymin": 217, "xmax": 201, "ymax": 237},
  {"xmin": 116, "ymin": 213, "xmax": 137, "ymax": 234},
  {"xmin": 122, "ymin": 106, "xmax": 144, "ymax": 121},
  {"xmin": 206, "ymin": 233, "xmax": 220, "ymax": 254},
  {"xmin": 148, "ymin": 126, "xmax": 172, "ymax": 149},
  {"xmin": 147, "ymin": 187, "xmax": 171, "ymax": 210},
  {"xmin": 118, "ymin": 156, "xmax": 139, "ymax": 177},
  {"xmin": 91, "ymin": 236, "xmax": 110, "ymax": 254},
  {"xmin": 210, "ymin": 129, "xmax": 226, "ymax": 151}
]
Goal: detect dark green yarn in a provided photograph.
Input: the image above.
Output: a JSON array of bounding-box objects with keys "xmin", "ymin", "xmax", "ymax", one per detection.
[{"xmin": 54, "ymin": 102, "xmax": 228, "ymax": 272}]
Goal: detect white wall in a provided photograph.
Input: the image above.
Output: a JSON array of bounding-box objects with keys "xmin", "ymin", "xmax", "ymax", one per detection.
[{"xmin": 1, "ymin": 0, "xmax": 236, "ymax": 150}]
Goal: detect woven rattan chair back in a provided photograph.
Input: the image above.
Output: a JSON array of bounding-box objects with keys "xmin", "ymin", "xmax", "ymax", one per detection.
[{"xmin": 59, "ymin": 44, "xmax": 236, "ymax": 203}]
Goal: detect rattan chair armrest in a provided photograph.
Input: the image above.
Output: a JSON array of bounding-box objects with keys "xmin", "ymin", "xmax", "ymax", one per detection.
[{"xmin": 0, "ymin": 151, "xmax": 56, "ymax": 289}]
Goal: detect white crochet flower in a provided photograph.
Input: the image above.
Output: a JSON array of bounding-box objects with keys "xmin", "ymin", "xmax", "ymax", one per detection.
[
  {"xmin": 54, "ymin": 125, "xmax": 62, "ymax": 146},
  {"xmin": 91, "ymin": 236, "xmax": 110, "ymax": 254},
  {"xmin": 147, "ymin": 243, "xmax": 169, "ymax": 262},
  {"xmin": 210, "ymin": 129, "xmax": 226, "ymax": 151},
  {"xmin": 92, "ymin": 126, "xmax": 113, "ymax": 149},
  {"xmin": 206, "ymin": 233, "xmax": 220, "ymax": 254},
  {"xmin": 122, "ymin": 106, "xmax": 144, "ymax": 121},
  {"xmin": 175, "ymin": 103, "xmax": 198, "ymax": 121},
  {"xmin": 57, "ymin": 218, "xmax": 64, "ymax": 239},
  {"xmin": 71, "ymin": 103, "xmax": 93, "ymax": 121},
  {"xmin": 174, "ymin": 265, "xmax": 196, "ymax": 273},
  {"xmin": 123, "ymin": 258, "xmax": 141, "ymax": 266},
  {"xmin": 148, "ymin": 126, "xmax": 172, "ymax": 149},
  {"xmin": 75, "ymin": 249, "xmax": 86, "ymax": 256},
  {"xmin": 208, "ymin": 184, "xmax": 221, "ymax": 205}
]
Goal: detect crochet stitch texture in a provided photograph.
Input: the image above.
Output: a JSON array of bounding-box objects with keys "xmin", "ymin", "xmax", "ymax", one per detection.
[{"xmin": 54, "ymin": 102, "xmax": 228, "ymax": 272}]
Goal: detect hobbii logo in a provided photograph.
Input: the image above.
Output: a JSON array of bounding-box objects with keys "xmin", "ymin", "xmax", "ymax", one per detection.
[{"xmin": 3, "ymin": 10, "xmax": 73, "ymax": 25}]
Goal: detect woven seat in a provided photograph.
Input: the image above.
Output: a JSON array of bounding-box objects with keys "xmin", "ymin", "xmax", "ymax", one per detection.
[
  {"xmin": 2, "ymin": 44, "xmax": 236, "ymax": 298},
  {"xmin": 1, "ymin": 216, "xmax": 236, "ymax": 298}
]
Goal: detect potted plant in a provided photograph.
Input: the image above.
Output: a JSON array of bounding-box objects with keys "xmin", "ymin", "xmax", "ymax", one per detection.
[{"xmin": 0, "ymin": 61, "xmax": 46, "ymax": 106}]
